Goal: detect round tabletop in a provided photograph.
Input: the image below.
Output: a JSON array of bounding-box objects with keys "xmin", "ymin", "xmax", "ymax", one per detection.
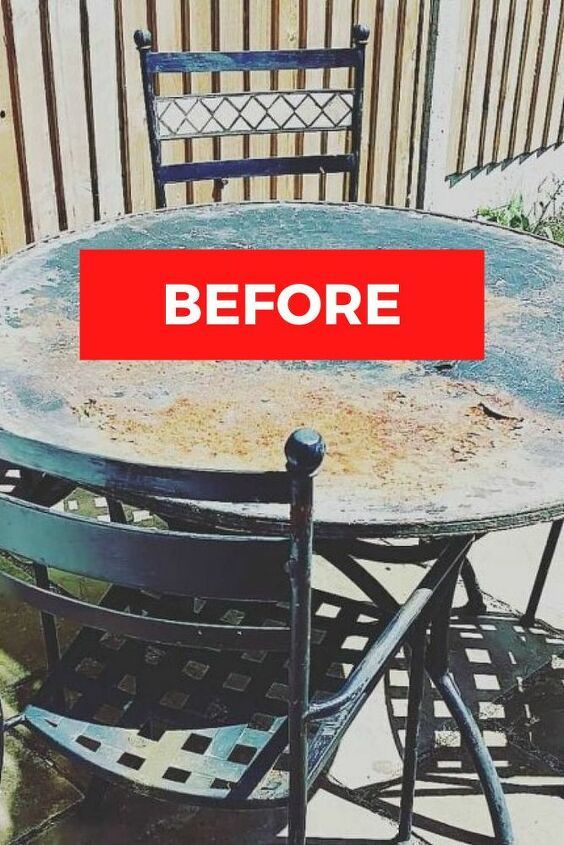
[{"xmin": 0, "ymin": 202, "xmax": 563, "ymax": 537}]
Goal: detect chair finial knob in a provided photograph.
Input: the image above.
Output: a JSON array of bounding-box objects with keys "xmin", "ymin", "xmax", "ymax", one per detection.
[
  {"xmin": 285, "ymin": 428, "xmax": 325, "ymax": 475},
  {"xmin": 352, "ymin": 23, "xmax": 370, "ymax": 45},
  {"xmin": 134, "ymin": 29, "xmax": 152, "ymax": 50}
]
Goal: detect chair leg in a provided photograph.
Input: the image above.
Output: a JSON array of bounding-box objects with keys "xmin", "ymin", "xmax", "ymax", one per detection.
[
  {"xmin": 287, "ymin": 547, "xmax": 311, "ymax": 845},
  {"xmin": 522, "ymin": 519, "xmax": 563, "ymax": 626},
  {"xmin": 397, "ymin": 625, "xmax": 427, "ymax": 844},
  {"xmin": 285, "ymin": 435, "xmax": 321, "ymax": 845},
  {"xmin": 428, "ymin": 568, "xmax": 514, "ymax": 844}
]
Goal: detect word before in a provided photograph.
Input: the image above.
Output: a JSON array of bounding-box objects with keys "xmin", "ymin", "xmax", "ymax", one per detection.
[
  {"xmin": 165, "ymin": 283, "xmax": 400, "ymax": 326},
  {"xmin": 79, "ymin": 248, "xmax": 484, "ymax": 360}
]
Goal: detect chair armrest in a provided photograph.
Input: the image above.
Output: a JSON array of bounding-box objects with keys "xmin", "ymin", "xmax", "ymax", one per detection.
[{"xmin": 306, "ymin": 535, "xmax": 473, "ymax": 721}]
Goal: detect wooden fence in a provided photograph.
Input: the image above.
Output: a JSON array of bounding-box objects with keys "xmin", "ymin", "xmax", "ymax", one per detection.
[
  {"xmin": 0, "ymin": 0, "xmax": 562, "ymax": 256},
  {"xmin": 448, "ymin": 0, "xmax": 563, "ymax": 175}
]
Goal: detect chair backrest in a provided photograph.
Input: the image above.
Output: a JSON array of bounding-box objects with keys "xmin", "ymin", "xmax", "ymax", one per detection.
[
  {"xmin": 134, "ymin": 24, "xmax": 369, "ymax": 207},
  {"xmin": 0, "ymin": 427, "xmax": 324, "ymax": 651}
]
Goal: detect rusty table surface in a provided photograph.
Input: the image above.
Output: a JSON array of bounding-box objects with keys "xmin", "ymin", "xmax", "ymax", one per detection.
[{"xmin": 0, "ymin": 202, "xmax": 563, "ymax": 537}]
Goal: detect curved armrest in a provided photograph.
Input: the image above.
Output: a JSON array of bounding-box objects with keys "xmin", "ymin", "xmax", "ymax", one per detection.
[{"xmin": 307, "ymin": 535, "xmax": 473, "ymax": 722}]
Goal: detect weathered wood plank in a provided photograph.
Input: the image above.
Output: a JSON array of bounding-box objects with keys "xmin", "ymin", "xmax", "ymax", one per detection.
[
  {"xmin": 85, "ymin": 0, "xmax": 124, "ymax": 218},
  {"xmin": 120, "ymin": 0, "xmax": 154, "ymax": 211},
  {"xmin": 543, "ymin": 0, "xmax": 564, "ymax": 145},
  {"xmin": 273, "ymin": 0, "xmax": 300, "ymax": 199},
  {"xmin": 390, "ymin": 0, "xmax": 420, "ymax": 206},
  {"xmin": 354, "ymin": 0, "xmax": 378, "ymax": 203},
  {"xmin": 529, "ymin": 0, "xmax": 560, "ymax": 152},
  {"xmin": 406, "ymin": 0, "xmax": 430, "ymax": 206},
  {"xmin": 10, "ymin": 0, "xmax": 58, "ymax": 239},
  {"xmin": 462, "ymin": 0, "xmax": 493, "ymax": 172},
  {"xmin": 445, "ymin": 0, "xmax": 474, "ymax": 174},
  {"xmin": 363, "ymin": 0, "xmax": 384, "ymax": 202},
  {"xmin": 483, "ymin": 0, "xmax": 511, "ymax": 165},
  {"xmin": 189, "ymin": 0, "xmax": 214, "ymax": 203},
  {"xmin": 513, "ymin": 0, "xmax": 544, "ymax": 155},
  {"xmin": 217, "ymin": 0, "xmax": 245, "ymax": 203},
  {"xmin": 155, "ymin": 0, "xmax": 186, "ymax": 207},
  {"xmin": 247, "ymin": 0, "xmax": 273, "ymax": 201},
  {"xmin": 0, "ymin": 0, "xmax": 26, "ymax": 252},
  {"xmin": 370, "ymin": 0, "xmax": 398, "ymax": 202},
  {"xmin": 506, "ymin": 0, "xmax": 533, "ymax": 160},
  {"xmin": 496, "ymin": 0, "xmax": 527, "ymax": 162},
  {"xmin": 49, "ymin": 0, "xmax": 93, "ymax": 228},
  {"xmin": 325, "ymin": 0, "xmax": 352, "ymax": 202}
]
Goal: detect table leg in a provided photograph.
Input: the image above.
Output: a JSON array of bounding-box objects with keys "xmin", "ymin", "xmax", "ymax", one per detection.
[
  {"xmin": 460, "ymin": 555, "xmax": 488, "ymax": 615},
  {"xmin": 522, "ymin": 518, "xmax": 563, "ymax": 626},
  {"xmin": 316, "ymin": 535, "xmax": 514, "ymax": 841},
  {"xmin": 428, "ymin": 566, "xmax": 514, "ymax": 845}
]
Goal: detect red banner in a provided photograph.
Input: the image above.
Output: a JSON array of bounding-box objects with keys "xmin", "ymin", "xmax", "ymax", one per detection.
[{"xmin": 79, "ymin": 249, "xmax": 484, "ymax": 360}]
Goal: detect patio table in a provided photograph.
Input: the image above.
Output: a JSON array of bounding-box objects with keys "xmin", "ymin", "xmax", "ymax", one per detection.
[
  {"xmin": 1, "ymin": 201, "xmax": 563, "ymax": 844},
  {"xmin": 0, "ymin": 201, "xmax": 562, "ymax": 539}
]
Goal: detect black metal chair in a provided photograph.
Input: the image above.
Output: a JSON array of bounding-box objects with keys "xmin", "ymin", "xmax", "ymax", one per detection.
[
  {"xmin": 134, "ymin": 24, "xmax": 369, "ymax": 207},
  {"xmin": 0, "ymin": 427, "xmax": 515, "ymax": 844}
]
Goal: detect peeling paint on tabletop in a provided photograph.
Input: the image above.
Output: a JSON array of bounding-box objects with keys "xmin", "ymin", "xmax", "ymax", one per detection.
[{"xmin": 0, "ymin": 203, "xmax": 562, "ymax": 531}]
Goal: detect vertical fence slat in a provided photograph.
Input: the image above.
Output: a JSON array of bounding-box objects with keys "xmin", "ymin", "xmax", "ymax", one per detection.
[
  {"xmin": 156, "ymin": 0, "xmax": 187, "ymax": 208},
  {"xmin": 318, "ymin": 0, "xmax": 333, "ymax": 201},
  {"xmin": 0, "ymin": 0, "xmax": 27, "ymax": 252},
  {"xmin": 463, "ymin": 0, "xmax": 493, "ymax": 173},
  {"xmin": 273, "ymin": 0, "xmax": 299, "ymax": 200},
  {"xmin": 10, "ymin": 0, "xmax": 59, "ymax": 239},
  {"xmin": 84, "ymin": 0, "xmax": 123, "ymax": 219},
  {"xmin": 482, "ymin": 0, "xmax": 511, "ymax": 165},
  {"xmin": 354, "ymin": 0, "xmax": 377, "ymax": 203},
  {"xmin": 544, "ymin": 0, "xmax": 564, "ymax": 146},
  {"xmin": 445, "ymin": 0, "xmax": 474, "ymax": 174},
  {"xmin": 363, "ymin": 0, "xmax": 384, "ymax": 203},
  {"xmin": 120, "ymin": 0, "xmax": 154, "ymax": 212},
  {"xmin": 496, "ymin": 0, "xmax": 527, "ymax": 162},
  {"xmin": 218, "ymin": 0, "xmax": 245, "ymax": 203},
  {"xmin": 49, "ymin": 0, "xmax": 93, "ymax": 229},
  {"xmin": 246, "ymin": 0, "xmax": 272, "ymax": 202},
  {"xmin": 507, "ymin": 0, "xmax": 533, "ymax": 159},
  {"xmin": 406, "ymin": 0, "xmax": 430, "ymax": 207},
  {"xmin": 188, "ymin": 0, "xmax": 214, "ymax": 204},
  {"xmin": 324, "ymin": 0, "xmax": 352, "ymax": 202},
  {"xmin": 390, "ymin": 0, "xmax": 420, "ymax": 206},
  {"xmin": 292, "ymin": 0, "xmax": 307, "ymax": 200},
  {"xmin": 476, "ymin": 0, "xmax": 499, "ymax": 168},
  {"xmin": 524, "ymin": 0, "xmax": 550, "ymax": 152},
  {"xmin": 370, "ymin": 0, "xmax": 399, "ymax": 202},
  {"xmin": 529, "ymin": 0, "xmax": 560, "ymax": 151},
  {"xmin": 513, "ymin": 0, "xmax": 544, "ymax": 155},
  {"xmin": 386, "ymin": 0, "xmax": 406, "ymax": 203},
  {"xmin": 300, "ymin": 0, "xmax": 325, "ymax": 201}
]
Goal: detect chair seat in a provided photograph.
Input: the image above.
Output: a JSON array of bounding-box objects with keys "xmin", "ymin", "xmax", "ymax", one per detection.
[{"xmin": 25, "ymin": 586, "xmax": 384, "ymax": 806}]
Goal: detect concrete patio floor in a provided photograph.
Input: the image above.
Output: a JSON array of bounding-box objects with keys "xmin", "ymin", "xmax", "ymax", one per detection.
[{"xmin": 0, "ymin": 515, "xmax": 563, "ymax": 845}]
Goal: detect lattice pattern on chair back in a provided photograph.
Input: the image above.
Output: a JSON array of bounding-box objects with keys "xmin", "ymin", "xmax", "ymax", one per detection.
[
  {"xmin": 155, "ymin": 89, "xmax": 355, "ymax": 140},
  {"xmin": 134, "ymin": 25, "xmax": 370, "ymax": 206}
]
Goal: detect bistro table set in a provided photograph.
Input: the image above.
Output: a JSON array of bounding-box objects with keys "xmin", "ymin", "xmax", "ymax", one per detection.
[{"xmin": 0, "ymin": 200, "xmax": 562, "ymax": 845}]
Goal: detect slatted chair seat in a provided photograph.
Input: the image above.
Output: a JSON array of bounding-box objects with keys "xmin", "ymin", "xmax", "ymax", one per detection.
[{"xmin": 26, "ymin": 585, "xmax": 383, "ymax": 805}]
